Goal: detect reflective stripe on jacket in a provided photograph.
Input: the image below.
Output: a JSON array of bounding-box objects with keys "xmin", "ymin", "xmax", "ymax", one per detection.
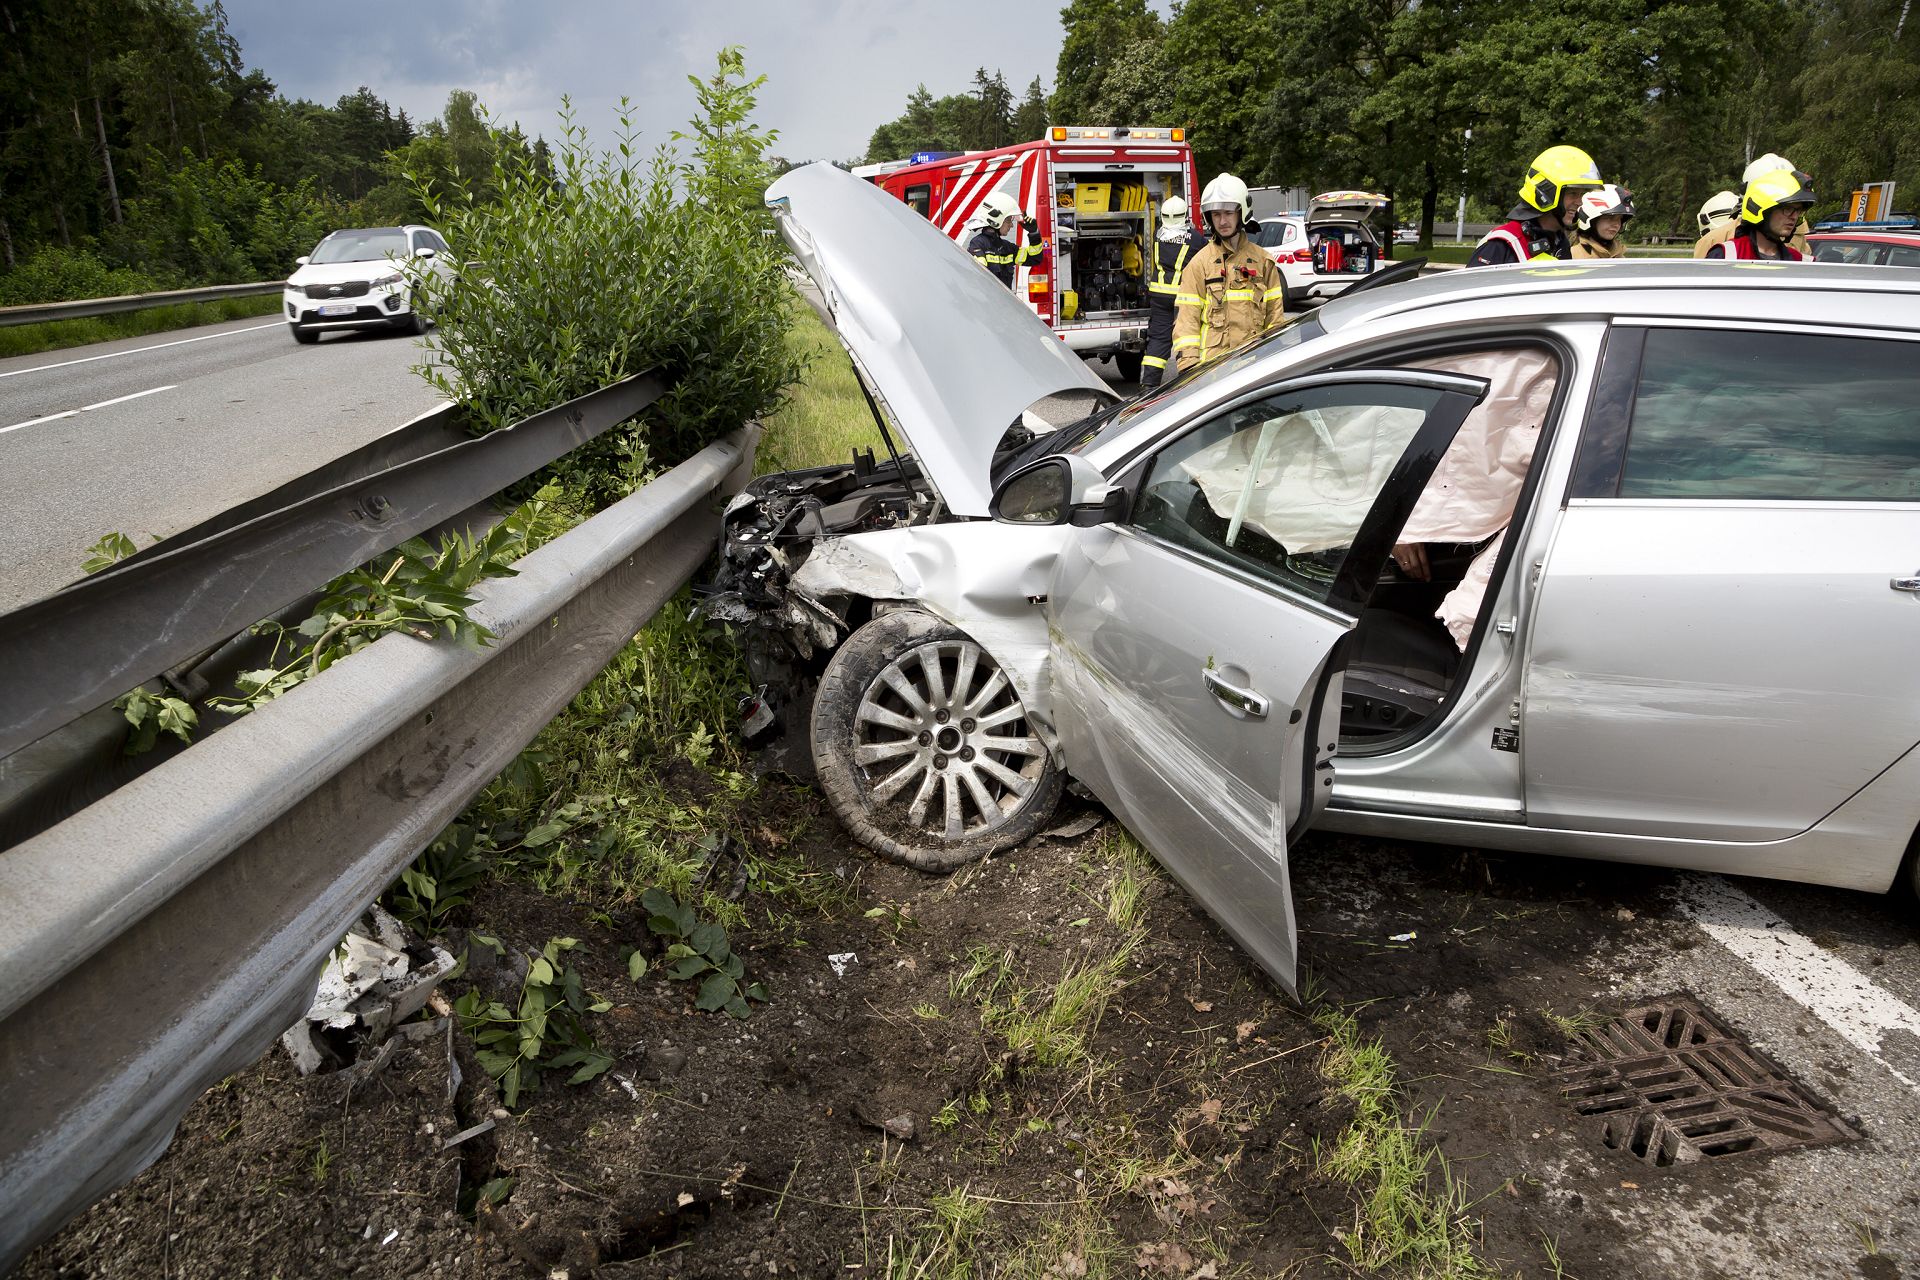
[
  {"xmin": 1466, "ymin": 217, "xmax": 1568, "ymax": 268},
  {"xmin": 1705, "ymin": 231, "xmax": 1804, "ymax": 262},
  {"xmin": 1170, "ymin": 235, "xmax": 1285, "ymax": 372},
  {"xmin": 967, "ymin": 223, "xmax": 1045, "ymax": 287},
  {"xmin": 1149, "ymin": 228, "xmax": 1206, "ymax": 296}
]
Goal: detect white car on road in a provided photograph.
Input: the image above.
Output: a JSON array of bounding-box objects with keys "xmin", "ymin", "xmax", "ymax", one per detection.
[{"xmin": 283, "ymin": 226, "xmax": 451, "ymax": 344}]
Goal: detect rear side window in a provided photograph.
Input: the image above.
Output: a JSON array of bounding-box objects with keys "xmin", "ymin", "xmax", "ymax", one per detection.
[
  {"xmin": 1887, "ymin": 245, "xmax": 1920, "ymax": 267},
  {"xmin": 1619, "ymin": 328, "xmax": 1920, "ymax": 500},
  {"xmin": 904, "ymin": 184, "xmax": 932, "ymax": 218}
]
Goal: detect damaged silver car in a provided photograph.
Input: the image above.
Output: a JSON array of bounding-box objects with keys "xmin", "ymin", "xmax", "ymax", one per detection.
[{"xmin": 714, "ymin": 161, "xmax": 1920, "ymax": 992}]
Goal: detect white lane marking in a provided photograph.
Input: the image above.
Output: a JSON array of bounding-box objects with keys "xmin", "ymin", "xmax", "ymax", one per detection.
[
  {"xmin": 0, "ymin": 384, "xmax": 177, "ymax": 434},
  {"xmin": 0, "ymin": 409, "xmax": 78, "ymax": 435},
  {"xmin": 0, "ymin": 321, "xmax": 281, "ymax": 381},
  {"xmin": 1674, "ymin": 873, "xmax": 1920, "ymax": 1094},
  {"xmin": 79, "ymin": 384, "xmax": 175, "ymax": 412}
]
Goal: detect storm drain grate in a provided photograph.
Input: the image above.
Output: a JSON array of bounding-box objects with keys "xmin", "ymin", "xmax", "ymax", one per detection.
[{"xmin": 1552, "ymin": 993, "xmax": 1855, "ymax": 1167}]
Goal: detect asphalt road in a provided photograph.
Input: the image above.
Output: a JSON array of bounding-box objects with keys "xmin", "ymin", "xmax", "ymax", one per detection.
[{"xmin": 0, "ymin": 316, "xmax": 445, "ymax": 613}]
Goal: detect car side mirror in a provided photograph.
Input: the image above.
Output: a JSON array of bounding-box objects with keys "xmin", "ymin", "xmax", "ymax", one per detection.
[
  {"xmin": 414, "ymin": 246, "xmax": 437, "ymax": 259},
  {"xmin": 990, "ymin": 455, "xmax": 1126, "ymax": 528},
  {"xmin": 295, "ymin": 255, "xmax": 310, "ymax": 266}
]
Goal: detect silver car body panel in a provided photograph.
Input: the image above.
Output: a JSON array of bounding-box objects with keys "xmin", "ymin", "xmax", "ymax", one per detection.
[
  {"xmin": 788, "ymin": 523, "xmax": 1072, "ymax": 751},
  {"xmin": 766, "ymin": 162, "xmax": 1116, "ymax": 517}
]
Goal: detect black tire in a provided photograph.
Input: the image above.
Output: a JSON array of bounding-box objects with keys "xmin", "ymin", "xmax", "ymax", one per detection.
[
  {"xmin": 289, "ymin": 323, "xmax": 319, "ymax": 345},
  {"xmin": 1114, "ymin": 350, "xmax": 1143, "ymax": 383},
  {"xmin": 393, "ymin": 306, "xmax": 428, "ymax": 336},
  {"xmin": 811, "ymin": 609, "xmax": 1064, "ymax": 872}
]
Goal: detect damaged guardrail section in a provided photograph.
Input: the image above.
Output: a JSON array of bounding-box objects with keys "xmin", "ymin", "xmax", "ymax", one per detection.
[{"xmin": 0, "ymin": 425, "xmax": 758, "ymax": 1272}]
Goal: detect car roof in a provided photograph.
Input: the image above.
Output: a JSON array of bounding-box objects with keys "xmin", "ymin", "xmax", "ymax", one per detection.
[
  {"xmin": 1807, "ymin": 230, "xmax": 1920, "ymax": 244},
  {"xmin": 1314, "ymin": 259, "xmax": 1920, "ymax": 333}
]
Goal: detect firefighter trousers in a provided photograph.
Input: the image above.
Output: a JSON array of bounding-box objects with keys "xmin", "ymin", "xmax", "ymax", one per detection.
[{"xmin": 1140, "ymin": 294, "xmax": 1177, "ymax": 388}]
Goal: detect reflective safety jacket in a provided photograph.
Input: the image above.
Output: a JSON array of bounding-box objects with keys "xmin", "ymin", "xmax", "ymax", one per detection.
[
  {"xmin": 967, "ymin": 222, "xmax": 1045, "ymax": 287},
  {"xmin": 1149, "ymin": 226, "xmax": 1208, "ymax": 300},
  {"xmin": 1705, "ymin": 230, "xmax": 1804, "ymax": 262},
  {"xmin": 1694, "ymin": 219, "xmax": 1809, "ymax": 259},
  {"xmin": 1170, "ymin": 235, "xmax": 1285, "ymax": 373},
  {"xmin": 1466, "ymin": 216, "xmax": 1569, "ymax": 267},
  {"xmin": 1570, "ymin": 233, "xmax": 1626, "ymax": 260}
]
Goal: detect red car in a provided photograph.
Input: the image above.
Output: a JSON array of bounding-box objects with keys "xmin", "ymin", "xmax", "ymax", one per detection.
[{"xmin": 1806, "ymin": 228, "xmax": 1920, "ymax": 267}]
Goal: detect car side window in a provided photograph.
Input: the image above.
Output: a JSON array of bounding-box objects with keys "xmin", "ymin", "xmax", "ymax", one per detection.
[
  {"xmin": 424, "ymin": 231, "xmax": 449, "ymax": 253},
  {"xmin": 1619, "ymin": 328, "xmax": 1920, "ymax": 501},
  {"xmin": 1886, "ymin": 245, "xmax": 1920, "ymax": 267},
  {"xmin": 904, "ymin": 185, "xmax": 932, "ymax": 218},
  {"xmin": 1131, "ymin": 381, "xmax": 1455, "ymax": 605}
]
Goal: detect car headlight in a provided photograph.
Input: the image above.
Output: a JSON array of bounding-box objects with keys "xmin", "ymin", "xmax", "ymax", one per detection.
[{"xmin": 371, "ymin": 271, "xmax": 404, "ymax": 287}]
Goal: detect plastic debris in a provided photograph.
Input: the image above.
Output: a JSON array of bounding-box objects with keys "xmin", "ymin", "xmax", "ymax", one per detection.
[
  {"xmin": 280, "ymin": 904, "xmax": 457, "ymax": 1075},
  {"xmin": 1388, "ymin": 931, "xmax": 1417, "ymax": 943},
  {"xmin": 828, "ymin": 952, "xmax": 857, "ymax": 978}
]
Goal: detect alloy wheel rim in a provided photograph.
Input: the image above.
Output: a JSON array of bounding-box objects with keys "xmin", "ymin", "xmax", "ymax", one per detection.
[{"xmin": 852, "ymin": 639, "xmax": 1047, "ymax": 841}]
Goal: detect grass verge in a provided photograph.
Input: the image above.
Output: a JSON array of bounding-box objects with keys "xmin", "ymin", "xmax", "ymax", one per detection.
[
  {"xmin": 1314, "ymin": 1004, "xmax": 1500, "ymax": 1277},
  {"xmin": 0, "ymin": 294, "xmax": 283, "ymax": 359},
  {"xmin": 758, "ymin": 299, "xmax": 880, "ymax": 473}
]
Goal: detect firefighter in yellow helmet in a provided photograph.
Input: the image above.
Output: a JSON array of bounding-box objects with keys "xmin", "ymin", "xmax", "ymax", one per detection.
[
  {"xmin": 1705, "ymin": 168, "xmax": 1815, "ymax": 261},
  {"xmin": 1696, "ymin": 154, "xmax": 1812, "ymax": 258},
  {"xmin": 1140, "ymin": 195, "xmax": 1208, "ymax": 389},
  {"xmin": 1571, "ymin": 185, "xmax": 1634, "ymax": 259},
  {"xmin": 1691, "ymin": 190, "xmax": 1742, "ymax": 257},
  {"xmin": 1169, "ymin": 174, "xmax": 1285, "ymax": 375},
  {"xmin": 1466, "ymin": 145, "xmax": 1604, "ymax": 267}
]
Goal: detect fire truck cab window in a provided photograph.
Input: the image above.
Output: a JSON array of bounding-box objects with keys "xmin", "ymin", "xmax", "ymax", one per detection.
[{"xmin": 904, "ymin": 185, "xmax": 932, "ymax": 218}]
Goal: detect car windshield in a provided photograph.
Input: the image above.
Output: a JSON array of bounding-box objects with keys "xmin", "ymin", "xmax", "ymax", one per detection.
[{"xmin": 309, "ymin": 229, "xmax": 409, "ymax": 264}]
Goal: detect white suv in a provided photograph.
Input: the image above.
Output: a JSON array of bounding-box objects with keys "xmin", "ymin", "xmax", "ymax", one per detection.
[
  {"xmin": 283, "ymin": 226, "xmax": 451, "ymax": 344},
  {"xmin": 1253, "ymin": 192, "xmax": 1390, "ymax": 309}
]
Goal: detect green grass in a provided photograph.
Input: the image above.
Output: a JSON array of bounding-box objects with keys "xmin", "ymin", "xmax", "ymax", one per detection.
[
  {"xmin": 0, "ymin": 294, "xmax": 283, "ymax": 359},
  {"xmin": 757, "ymin": 300, "xmax": 880, "ymax": 473},
  {"xmin": 1314, "ymin": 1006, "xmax": 1500, "ymax": 1277}
]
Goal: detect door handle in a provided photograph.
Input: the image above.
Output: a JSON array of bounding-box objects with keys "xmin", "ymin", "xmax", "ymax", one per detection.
[
  {"xmin": 1893, "ymin": 575, "xmax": 1920, "ymax": 593},
  {"xmin": 1203, "ymin": 668, "xmax": 1270, "ymax": 718}
]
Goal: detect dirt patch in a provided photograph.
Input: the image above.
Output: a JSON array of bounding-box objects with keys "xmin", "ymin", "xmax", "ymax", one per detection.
[{"xmin": 25, "ymin": 788, "xmax": 1365, "ymax": 1279}]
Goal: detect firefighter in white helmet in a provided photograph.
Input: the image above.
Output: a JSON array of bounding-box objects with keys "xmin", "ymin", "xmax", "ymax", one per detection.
[
  {"xmin": 1571, "ymin": 185, "xmax": 1634, "ymax": 259},
  {"xmin": 966, "ymin": 190, "xmax": 1044, "ymax": 289},
  {"xmin": 1140, "ymin": 195, "xmax": 1208, "ymax": 389},
  {"xmin": 1170, "ymin": 174, "xmax": 1284, "ymax": 375},
  {"xmin": 1691, "ymin": 191, "xmax": 1742, "ymax": 257},
  {"xmin": 1696, "ymin": 153, "xmax": 1812, "ymax": 258}
]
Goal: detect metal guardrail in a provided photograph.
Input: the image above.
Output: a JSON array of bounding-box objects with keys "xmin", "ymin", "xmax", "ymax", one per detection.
[
  {"xmin": 0, "ymin": 423, "xmax": 758, "ymax": 1271},
  {"xmin": 0, "ymin": 281, "xmax": 283, "ymax": 327},
  {"xmin": 0, "ymin": 371, "xmax": 664, "ymax": 759}
]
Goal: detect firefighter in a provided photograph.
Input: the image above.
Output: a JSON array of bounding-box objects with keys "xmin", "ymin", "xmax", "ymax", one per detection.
[
  {"xmin": 1170, "ymin": 174, "xmax": 1285, "ymax": 375},
  {"xmin": 1571, "ymin": 185, "xmax": 1634, "ymax": 259},
  {"xmin": 1465, "ymin": 145, "xmax": 1604, "ymax": 268},
  {"xmin": 1141, "ymin": 195, "xmax": 1207, "ymax": 389},
  {"xmin": 966, "ymin": 191, "xmax": 1044, "ymax": 288},
  {"xmin": 1704, "ymin": 168, "xmax": 1815, "ymax": 261},
  {"xmin": 1691, "ymin": 190, "xmax": 1742, "ymax": 257},
  {"xmin": 1696, "ymin": 154, "xmax": 1812, "ymax": 258}
]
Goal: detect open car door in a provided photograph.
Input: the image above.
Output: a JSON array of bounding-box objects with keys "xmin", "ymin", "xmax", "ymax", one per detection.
[{"xmin": 1040, "ymin": 370, "xmax": 1488, "ymax": 994}]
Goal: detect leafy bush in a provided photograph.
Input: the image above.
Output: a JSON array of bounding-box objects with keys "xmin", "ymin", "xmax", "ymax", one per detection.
[
  {"xmin": 0, "ymin": 246, "xmax": 171, "ymax": 306},
  {"xmin": 406, "ymin": 47, "xmax": 802, "ymax": 504}
]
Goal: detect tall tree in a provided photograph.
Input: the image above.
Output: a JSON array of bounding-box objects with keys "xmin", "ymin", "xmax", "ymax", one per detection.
[
  {"xmin": 1013, "ymin": 76, "xmax": 1049, "ymax": 139},
  {"xmin": 1051, "ymin": 0, "xmax": 1164, "ymax": 124},
  {"xmin": 1163, "ymin": 0, "xmax": 1281, "ymax": 181}
]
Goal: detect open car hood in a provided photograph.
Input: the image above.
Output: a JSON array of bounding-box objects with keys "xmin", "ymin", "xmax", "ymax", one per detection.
[
  {"xmin": 766, "ymin": 162, "xmax": 1116, "ymax": 516},
  {"xmin": 1308, "ymin": 190, "xmax": 1389, "ymax": 223}
]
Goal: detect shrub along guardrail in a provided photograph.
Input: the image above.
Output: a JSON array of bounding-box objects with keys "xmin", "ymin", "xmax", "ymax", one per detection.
[
  {"xmin": 0, "ymin": 280, "xmax": 284, "ymax": 328},
  {"xmin": 0, "ymin": 360, "xmax": 759, "ymax": 1269}
]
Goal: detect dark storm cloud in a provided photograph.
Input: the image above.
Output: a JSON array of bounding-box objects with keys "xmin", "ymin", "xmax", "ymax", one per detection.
[{"xmin": 218, "ymin": 1, "xmax": 1059, "ymax": 162}]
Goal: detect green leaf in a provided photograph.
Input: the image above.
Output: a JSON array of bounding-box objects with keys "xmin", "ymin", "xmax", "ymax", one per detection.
[
  {"xmin": 690, "ymin": 921, "xmax": 728, "ymax": 959},
  {"xmin": 724, "ymin": 995, "xmax": 751, "ymax": 1019},
  {"xmin": 587, "ymin": 999, "xmax": 612, "ymax": 1014},
  {"xmin": 695, "ymin": 972, "xmax": 735, "ymax": 1012},
  {"xmin": 568, "ymin": 1053, "xmax": 614, "ymax": 1085},
  {"xmin": 670, "ymin": 954, "xmax": 710, "ymax": 981},
  {"xmin": 640, "ymin": 887, "xmax": 677, "ymax": 916},
  {"xmin": 528, "ymin": 956, "xmax": 554, "ymax": 986},
  {"xmin": 627, "ymin": 951, "xmax": 649, "ymax": 982},
  {"xmin": 744, "ymin": 982, "xmax": 769, "ymax": 1002},
  {"xmin": 523, "ymin": 822, "xmax": 566, "ymax": 848}
]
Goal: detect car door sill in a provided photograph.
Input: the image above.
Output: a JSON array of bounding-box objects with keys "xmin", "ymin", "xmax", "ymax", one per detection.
[{"xmin": 1324, "ymin": 793, "xmax": 1526, "ymax": 824}]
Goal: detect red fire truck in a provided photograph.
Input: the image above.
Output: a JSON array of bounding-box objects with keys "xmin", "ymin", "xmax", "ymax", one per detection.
[{"xmin": 855, "ymin": 127, "xmax": 1201, "ymax": 382}]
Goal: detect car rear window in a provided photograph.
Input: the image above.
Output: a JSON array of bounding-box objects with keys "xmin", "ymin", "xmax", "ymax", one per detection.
[{"xmin": 1619, "ymin": 328, "xmax": 1920, "ymax": 501}]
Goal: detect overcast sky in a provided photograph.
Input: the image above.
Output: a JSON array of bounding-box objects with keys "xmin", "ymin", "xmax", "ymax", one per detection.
[{"xmin": 219, "ymin": 0, "xmax": 1063, "ymax": 163}]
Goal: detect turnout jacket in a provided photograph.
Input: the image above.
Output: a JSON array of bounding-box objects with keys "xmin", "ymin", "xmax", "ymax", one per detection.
[
  {"xmin": 1694, "ymin": 218, "xmax": 1809, "ymax": 259},
  {"xmin": 1149, "ymin": 225, "xmax": 1209, "ymax": 300},
  {"xmin": 1170, "ymin": 235, "xmax": 1285, "ymax": 372},
  {"xmin": 967, "ymin": 221, "xmax": 1044, "ymax": 287},
  {"xmin": 1466, "ymin": 215, "xmax": 1570, "ymax": 267},
  {"xmin": 1704, "ymin": 230, "xmax": 1805, "ymax": 261},
  {"xmin": 1570, "ymin": 233, "xmax": 1627, "ymax": 260}
]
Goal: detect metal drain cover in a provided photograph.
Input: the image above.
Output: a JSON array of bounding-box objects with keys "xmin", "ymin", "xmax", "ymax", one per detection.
[{"xmin": 1554, "ymin": 993, "xmax": 1855, "ymax": 1166}]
